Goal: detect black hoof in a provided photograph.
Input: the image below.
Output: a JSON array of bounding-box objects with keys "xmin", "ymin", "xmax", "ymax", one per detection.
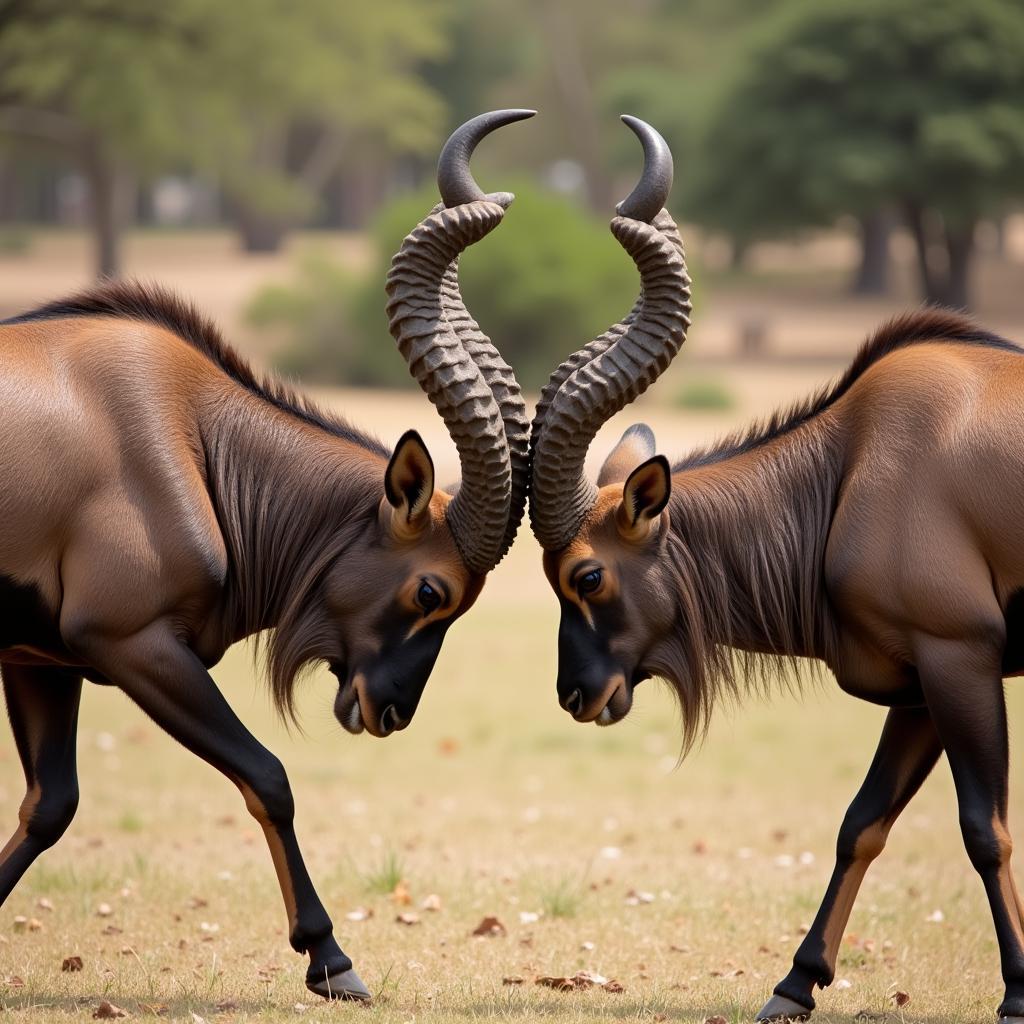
[
  {"xmin": 306, "ymin": 966, "xmax": 370, "ymax": 1001},
  {"xmin": 756, "ymin": 994, "xmax": 814, "ymax": 1022}
]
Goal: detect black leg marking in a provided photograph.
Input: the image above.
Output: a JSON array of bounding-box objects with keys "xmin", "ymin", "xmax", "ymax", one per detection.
[
  {"xmin": 917, "ymin": 640, "xmax": 1024, "ymax": 1022},
  {"xmin": 79, "ymin": 627, "xmax": 368, "ymax": 1000},
  {"xmin": 760, "ymin": 705, "xmax": 942, "ymax": 1020},
  {"xmin": 0, "ymin": 664, "xmax": 82, "ymax": 905}
]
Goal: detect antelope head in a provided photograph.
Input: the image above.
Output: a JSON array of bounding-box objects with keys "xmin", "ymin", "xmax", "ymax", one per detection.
[
  {"xmin": 528, "ymin": 116, "xmax": 692, "ymax": 727},
  {"xmin": 325, "ymin": 110, "xmax": 534, "ymax": 737}
]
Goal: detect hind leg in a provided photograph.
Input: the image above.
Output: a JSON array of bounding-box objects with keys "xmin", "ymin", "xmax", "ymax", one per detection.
[
  {"xmin": 758, "ymin": 706, "xmax": 942, "ymax": 1020},
  {"xmin": 917, "ymin": 639, "xmax": 1024, "ymax": 1023},
  {"xmin": 0, "ymin": 663, "xmax": 82, "ymax": 904}
]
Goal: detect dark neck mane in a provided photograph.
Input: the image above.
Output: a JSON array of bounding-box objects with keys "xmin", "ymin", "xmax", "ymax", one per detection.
[
  {"xmin": 3, "ymin": 279, "xmax": 388, "ymax": 457},
  {"xmin": 660, "ymin": 422, "xmax": 842, "ymax": 750},
  {"xmin": 675, "ymin": 308, "xmax": 1018, "ymax": 472}
]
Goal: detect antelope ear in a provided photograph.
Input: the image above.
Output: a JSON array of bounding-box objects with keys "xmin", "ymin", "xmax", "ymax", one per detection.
[
  {"xmin": 598, "ymin": 423, "xmax": 657, "ymax": 486},
  {"xmin": 616, "ymin": 454, "xmax": 671, "ymax": 541},
  {"xmin": 385, "ymin": 430, "xmax": 435, "ymax": 534}
]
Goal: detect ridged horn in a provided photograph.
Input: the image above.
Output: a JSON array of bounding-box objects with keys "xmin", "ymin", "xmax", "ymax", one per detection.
[
  {"xmin": 386, "ymin": 111, "xmax": 533, "ymax": 573},
  {"xmin": 529, "ymin": 117, "xmax": 691, "ymax": 551}
]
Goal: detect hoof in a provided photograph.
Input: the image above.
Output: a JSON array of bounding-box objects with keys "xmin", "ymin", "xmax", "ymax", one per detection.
[
  {"xmin": 756, "ymin": 994, "xmax": 813, "ymax": 1022},
  {"xmin": 306, "ymin": 967, "xmax": 371, "ymax": 1001}
]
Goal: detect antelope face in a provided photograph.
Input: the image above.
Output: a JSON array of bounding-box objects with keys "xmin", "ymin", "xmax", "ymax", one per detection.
[
  {"xmin": 323, "ymin": 432, "xmax": 485, "ymax": 738},
  {"xmin": 542, "ymin": 429, "xmax": 675, "ymax": 726}
]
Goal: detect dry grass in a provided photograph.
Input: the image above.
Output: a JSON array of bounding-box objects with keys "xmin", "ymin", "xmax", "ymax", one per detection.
[
  {"xmin": 0, "ymin": 542, "xmax": 1021, "ymax": 1022},
  {"xmin": 1, "ymin": 232, "xmax": 1023, "ymax": 1021}
]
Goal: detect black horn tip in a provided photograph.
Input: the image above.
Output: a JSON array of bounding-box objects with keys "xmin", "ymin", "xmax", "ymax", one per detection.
[
  {"xmin": 437, "ymin": 108, "xmax": 536, "ymax": 209},
  {"xmin": 615, "ymin": 114, "xmax": 673, "ymax": 223}
]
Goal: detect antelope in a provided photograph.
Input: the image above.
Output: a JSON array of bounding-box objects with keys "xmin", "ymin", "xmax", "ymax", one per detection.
[
  {"xmin": 0, "ymin": 109, "xmax": 534, "ymax": 1001},
  {"xmin": 530, "ymin": 117, "xmax": 1024, "ymax": 1023}
]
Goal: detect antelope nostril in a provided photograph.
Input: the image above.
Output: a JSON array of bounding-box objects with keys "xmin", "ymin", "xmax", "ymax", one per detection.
[
  {"xmin": 565, "ymin": 689, "xmax": 583, "ymax": 716},
  {"xmin": 381, "ymin": 704, "xmax": 398, "ymax": 734}
]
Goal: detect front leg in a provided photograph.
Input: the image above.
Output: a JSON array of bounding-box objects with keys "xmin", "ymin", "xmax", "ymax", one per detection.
[
  {"xmin": 77, "ymin": 624, "xmax": 368, "ymax": 1001},
  {"xmin": 758, "ymin": 705, "xmax": 942, "ymax": 1021}
]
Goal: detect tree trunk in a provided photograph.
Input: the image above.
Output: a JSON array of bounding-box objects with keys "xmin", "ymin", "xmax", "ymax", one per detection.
[
  {"xmin": 235, "ymin": 205, "xmax": 290, "ymax": 253},
  {"xmin": 941, "ymin": 223, "xmax": 974, "ymax": 310},
  {"xmin": 851, "ymin": 209, "xmax": 892, "ymax": 296},
  {"xmin": 84, "ymin": 143, "xmax": 120, "ymax": 279},
  {"xmin": 903, "ymin": 200, "xmax": 939, "ymax": 304}
]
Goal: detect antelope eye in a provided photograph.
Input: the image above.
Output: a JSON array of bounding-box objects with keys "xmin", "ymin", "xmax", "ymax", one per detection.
[
  {"xmin": 578, "ymin": 569, "xmax": 603, "ymax": 595},
  {"xmin": 416, "ymin": 580, "xmax": 442, "ymax": 613}
]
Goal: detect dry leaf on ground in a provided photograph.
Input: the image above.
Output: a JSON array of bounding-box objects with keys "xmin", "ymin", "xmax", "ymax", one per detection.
[
  {"xmin": 395, "ymin": 911, "xmax": 420, "ymax": 926},
  {"xmin": 535, "ymin": 970, "xmax": 623, "ymax": 992},
  {"xmin": 421, "ymin": 893, "xmax": 442, "ymax": 912},
  {"xmin": 93, "ymin": 1001, "xmax": 129, "ymax": 1019},
  {"xmin": 891, "ymin": 991, "xmax": 911, "ymax": 1007},
  {"xmin": 472, "ymin": 916, "xmax": 506, "ymax": 937},
  {"xmin": 502, "ymin": 975, "xmax": 524, "ymax": 985},
  {"xmin": 391, "ymin": 880, "xmax": 412, "ymax": 906},
  {"xmin": 61, "ymin": 955, "xmax": 84, "ymax": 972},
  {"xmin": 705, "ymin": 1016, "xmax": 728, "ymax": 1024},
  {"xmin": 345, "ymin": 907, "xmax": 373, "ymax": 922}
]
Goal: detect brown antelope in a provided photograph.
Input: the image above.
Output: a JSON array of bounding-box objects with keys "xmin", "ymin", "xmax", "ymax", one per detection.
[
  {"xmin": 530, "ymin": 117, "xmax": 1024, "ymax": 1023},
  {"xmin": 0, "ymin": 109, "xmax": 534, "ymax": 1000}
]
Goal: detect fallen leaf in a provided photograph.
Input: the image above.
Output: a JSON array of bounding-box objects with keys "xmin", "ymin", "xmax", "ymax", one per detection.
[
  {"xmin": 4, "ymin": 975, "xmax": 25, "ymax": 988},
  {"xmin": 925, "ymin": 909, "xmax": 944, "ymax": 923},
  {"xmin": 391, "ymin": 880, "xmax": 412, "ymax": 906},
  {"xmin": 294, "ymin": 1003, "xmax": 308, "ymax": 1013},
  {"xmin": 96, "ymin": 903, "xmax": 113, "ymax": 918},
  {"xmin": 892, "ymin": 991, "xmax": 911, "ymax": 1008},
  {"xmin": 27, "ymin": 917, "xmax": 43, "ymax": 932},
  {"xmin": 519, "ymin": 911, "xmax": 540, "ymax": 925},
  {"xmin": 37, "ymin": 897, "xmax": 54, "ymax": 912},
  {"xmin": 215, "ymin": 999, "xmax": 239, "ymax": 1012},
  {"xmin": 421, "ymin": 893, "xmax": 442, "ymax": 912},
  {"xmin": 12, "ymin": 915, "xmax": 27, "ymax": 932},
  {"xmin": 345, "ymin": 907, "xmax": 373, "ymax": 922},
  {"xmin": 188, "ymin": 897, "xmax": 208, "ymax": 910},
  {"xmin": 472, "ymin": 916, "xmax": 506, "ymax": 937},
  {"xmin": 62, "ymin": 955, "xmax": 84, "ymax": 972},
  {"xmin": 93, "ymin": 1000, "xmax": 129, "ymax": 1019},
  {"xmin": 580, "ymin": 941, "xmax": 596, "ymax": 951},
  {"xmin": 395, "ymin": 912, "xmax": 420, "ymax": 926},
  {"xmin": 137, "ymin": 1003, "xmax": 168, "ymax": 1016},
  {"xmin": 705, "ymin": 1016, "xmax": 728, "ymax": 1024},
  {"xmin": 836, "ymin": 978, "xmax": 853, "ymax": 990},
  {"xmin": 190, "ymin": 1013, "xmax": 208, "ymax": 1024},
  {"xmin": 502, "ymin": 975, "xmax": 524, "ymax": 985},
  {"xmin": 535, "ymin": 970, "xmax": 623, "ymax": 993}
]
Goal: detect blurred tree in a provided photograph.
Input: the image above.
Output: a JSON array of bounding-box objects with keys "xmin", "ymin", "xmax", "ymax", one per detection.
[
  {"xmin": 248, "ymin": 182, "xmax": 642, "ymax": 389},
  {"xmin": 0, "ymin": 0, "xmax": 449, "ymax": 275},
  {"xmin": 683, "ymin": 0, "xmax": 1024, "ymax": 308}
]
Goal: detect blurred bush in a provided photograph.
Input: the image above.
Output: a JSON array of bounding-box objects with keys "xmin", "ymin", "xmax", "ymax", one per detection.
[
  {"xmin": 675, "ymin": 377, "xmax": 735, "ymax": 411},
  {"xmin": 249, "ymin": 182, "xmax": 645, "ymax": 390}
]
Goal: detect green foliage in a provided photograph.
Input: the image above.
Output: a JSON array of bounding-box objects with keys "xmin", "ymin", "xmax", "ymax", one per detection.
[
  {"xmin": 684, "ymin": 0, "xmax": 1024, "ymax": 239},
  {"xmin": 675, "ymin": 377, "xmax": 735, "ymax": 411},
  {"xmin": 251, "ymin": 183, "xmax": 641, "ymax": 389},
  {"xmin": 535, "ymin": 872, "xmax": 587, "ymax": 919},
  {"xmin": 0, "ymin": 0, "xmax": 450, "ymax": 215}
]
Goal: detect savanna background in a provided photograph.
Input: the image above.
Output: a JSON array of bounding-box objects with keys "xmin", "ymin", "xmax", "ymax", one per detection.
[{"xmin": 2, "ymin": 1, "xmax": 1024, "ymax": 1020}]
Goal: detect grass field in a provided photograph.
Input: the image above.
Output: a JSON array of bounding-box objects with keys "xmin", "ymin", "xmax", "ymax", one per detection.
[
  {"xmin": 1, "ymin": 231, "xmax": 1024, "ymax": 1021},
  {"xmin": 1, "ymin": 500, "xmax": 1022, "ymax": 1023}
]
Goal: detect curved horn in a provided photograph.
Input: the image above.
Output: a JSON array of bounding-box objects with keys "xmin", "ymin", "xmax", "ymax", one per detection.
[
  {"xmin": 440, "ymin": 259, "xmax": 530, "ymax": 559},
  {"xmin": 386, "ymin": 111, "xmax": 534, "ymax": 573},
  {"xmin": 529, "ymin": 117, "xmax": 691, "ymax": 552},
  {"xmin": 615, "ymin": 114, "xmax": 673, "ymax": 223},
  {"xmin": 386, "ymin": 203, "xmax": 510, "ymax": 573},
  {"xmin": 437, "ymin": 108, "xmax": 536, "ymax": 208}
]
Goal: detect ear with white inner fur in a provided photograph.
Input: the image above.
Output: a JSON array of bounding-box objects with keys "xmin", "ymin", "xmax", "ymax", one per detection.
[
  {"xmin": 616, "ymin": 454, "xmax": 672, "ymax": 541},
  {"xmin": 385, "ymin": 430, "xmax": 435, "ymax": 535},
  {"xmin": 597, "ymin": 423, "xmax": 657, "ymax": 486}
]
